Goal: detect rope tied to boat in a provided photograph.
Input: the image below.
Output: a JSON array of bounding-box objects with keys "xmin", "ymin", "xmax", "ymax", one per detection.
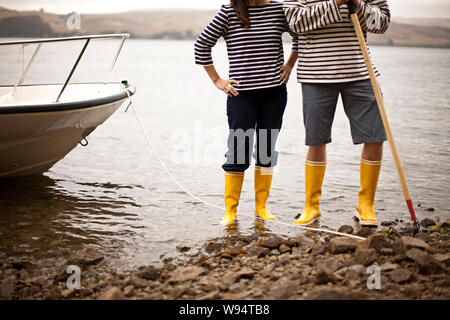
[
  {"xmin": 17, "ymin": 44, "xmax": 28, "ymax": 74},
  {"xmin": 13, "ymin": 43, "xmax": 42, "ymax": 97},
  {"xmin": 124, "ymin": 90, "xmax": 365, "ymax": 241},
  {"xmin": 79, "ymin": 138, "xmax": 89, "ymax": 147}
]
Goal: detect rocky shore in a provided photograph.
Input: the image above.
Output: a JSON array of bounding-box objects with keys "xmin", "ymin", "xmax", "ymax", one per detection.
[{"xmin": 1, "ymin": 220, "xmax": 449, "ymax": 300}]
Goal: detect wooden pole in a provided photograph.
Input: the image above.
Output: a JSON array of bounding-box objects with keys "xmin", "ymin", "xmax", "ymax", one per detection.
[{"xmin": 348, "ymin": 2, "xmax": 419, "ymax": 233}]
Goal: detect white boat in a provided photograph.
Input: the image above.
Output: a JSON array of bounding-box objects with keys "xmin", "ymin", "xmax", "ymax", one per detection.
[{"xmin": 0, "ymin": 34, "xmax": 135, "ymax": 178}]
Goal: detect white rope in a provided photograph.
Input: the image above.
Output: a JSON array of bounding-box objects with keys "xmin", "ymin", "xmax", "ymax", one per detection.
[
  {"xmin": 13, "ymin": 43, "xmax": 41, "ymax": 97},
  {"xmin": 126, "ymin": 92, "xmax": 365, "ymax": 241},
  {"xmin": 18, "ymin": 44, "xmax": 26, "ymax": 74}
]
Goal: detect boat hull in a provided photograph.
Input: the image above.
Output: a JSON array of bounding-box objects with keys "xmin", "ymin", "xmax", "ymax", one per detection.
[
  {"xmin": 0, "ymin": 83, "xmax": 134, "ymax": 177},
  {"xmin": 0, "ymin": 100, "xmax": 124, "ymax": 177}
]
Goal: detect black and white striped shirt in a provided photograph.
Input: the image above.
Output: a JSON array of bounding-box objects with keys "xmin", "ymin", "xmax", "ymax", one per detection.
[
  {"xmin": 195, "ymin": 1, "xmax": 299, "ymax": 91},
  {"xmin": 284, "ymin": 0, "xmax": 390, "ymax": 83}
]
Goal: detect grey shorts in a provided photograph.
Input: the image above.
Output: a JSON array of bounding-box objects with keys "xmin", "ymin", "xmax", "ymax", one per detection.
[{"xmin": 302, "ymin": 79, "xmax": 387, "ymax": 146}]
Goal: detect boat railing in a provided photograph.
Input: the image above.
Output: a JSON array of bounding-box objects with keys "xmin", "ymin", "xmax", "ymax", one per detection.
[{"xmin": 0, "ymin": 34, "xmax": 129, "ymax": 103}]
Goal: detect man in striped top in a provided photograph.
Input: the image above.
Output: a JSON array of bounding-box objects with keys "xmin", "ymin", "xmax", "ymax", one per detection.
[{"xmin": 284, "ymin": 0, "xmax": 390, "ymax": 227}]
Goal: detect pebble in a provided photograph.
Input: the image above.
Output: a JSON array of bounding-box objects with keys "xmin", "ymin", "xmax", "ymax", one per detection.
[
  {"xmin": 97, "ymin": 287, "xmax": 126, "ymax": 300},
  {"xmin": 258, "ymin": 236, "xmax": 283, "ymax": 250},
  {"xmin": 389, "ymin": 269, "xmax": 413, "ymax": 283},
  {"xmin": 353, "ymin": 247, "xmax": 378, "ymax": 266},
  {"xmin": 381, "ymin": 221, "xmax": 396, "ymax": 226},
  {"xmin": 267, "ymin": 278, "xmax": 296, "ymax": 299},
  {"xmin": 176, "ymin": 245, "xmax": 191, "ymax": 253},
  {"xmin": 337, "ymin": 225, "xmax": 354, "ymax": 234},
  {"xmin": 420, "ymin": 218, "xmax": 436, "ymax": 227},
  {"xmin": 60, "ymin": 289, "xmax": 76, "ymax": 299},
  {"xmin": 279, "ymin": 244, "xmax": 291, "ymax": 254},
  {"xmin": 328, "ymin": 237, "xmax": 359, "ymax": 254},
  {"xmin": 380, "ymin": 262, "xmax": 399, "ymax": 272},
  {"xmin": 406, "ymin": 248, "xmax": 445, "ymax": 274},
  {"xmin": 315, "ymin": 265, "xmax": 340, "ymax": 284},
  {"xmin": 401, "ymin": 236, "xmax": 430, "ymax": 251}
]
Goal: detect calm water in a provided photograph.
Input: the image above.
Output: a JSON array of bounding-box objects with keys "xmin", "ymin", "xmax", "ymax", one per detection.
[{"xmin": 0, "ymin": 40, "xmax": 449, "ymax": 270}]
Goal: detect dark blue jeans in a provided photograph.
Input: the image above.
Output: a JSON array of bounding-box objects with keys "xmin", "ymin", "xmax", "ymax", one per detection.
[{"xmin": 223, "ymin": 84, "xmax": 287, "ymax": 172}]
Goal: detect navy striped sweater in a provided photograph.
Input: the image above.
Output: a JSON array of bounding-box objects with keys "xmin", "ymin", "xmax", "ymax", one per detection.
[
  {"xmin": 284, "ymin": 0, "xmax": 390, "ymax": 83},
  {"xmin": 194, "ymin": 1, "xmax": 299, "ymax": 91}
]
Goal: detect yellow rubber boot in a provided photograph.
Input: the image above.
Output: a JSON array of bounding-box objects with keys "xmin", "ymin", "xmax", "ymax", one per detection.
[
  {"xmin": 255, "ymin": 166, "xmax": 276, "ymax": 220},
  {"xmin": 294, "ymin": 161, "xmax": 326, "ymax": 225},
  {"xmin": 221, "ymin": 171, "xmax": 245, "ymax": 225},
  {"xmin": 355, "ymin": 159, "xmax": 382, "ymax": 226}
]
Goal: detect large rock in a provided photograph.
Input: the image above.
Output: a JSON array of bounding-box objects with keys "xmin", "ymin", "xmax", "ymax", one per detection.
[
  {"xmin": 400, "ymin": 236, "xmax": 430, "ymax": 252},
  {"xmin": 337, "ymin": 225, "xmax": 354, "ymax": 234},
  {"xmin": 420, "ymin": 218, "xmax": 436, "ymax": 228},
  {"xmin": 328, "ymin": 237, "xmax": 359, "ymax": 254},
  {"xmin": 0, "ymin": 277, "xmax": 16, "ymax": 299},
  {"xmin": 236, "ymin": 267, "xmax": 256, "ymax": 280},
  {"xmin": 171, "ymin": 283, "xmax": 196, "ymax": 299},
  {"xmin": 69, "ymin": 247, "xmax": 104, "ymax": 267},
  {"xmin": 222, "ymin": 271, "xmax": 237, "ymax": 287},
  {"xmin": 311, "ymin": 243, "xmax": 327, "ymax": 255},
  {"xmin": 278, "ymin": 255, "xmax": 290, "ymax": 266},
  {"xmin": 222, "ymin": 293, "xmax": 241, "ymax": 300},
  {"xmin": 176, "ymin": 245, "xmax": 191, "ymax": 253},
  {"xmin": 127, "ymin": 276, "xmax": 150, "ymax": 288},
  {"xmin": 380, "ymin": 248, "xmax": 393, "ymax": 256},
  {"xmin": 433, "ymin": 253, "xmax": 450, "ymax": 267},
  {"xmin": 288, "ymin": 236, "xmax": 316, "ymax": 249},
  {"xmin": 24, "ymin": 276, "xmax": 48, "ymax": 287},
  {"xmin": 359, "ymin": 233, "xmax": 391, "ymax": 252},
  {"xmin": 267, "ymin": 278, "xmax": 296, "ymax": 299},
  {"xmin": 168, "ymin": 266, "xmax": 205, "ymax": 284},
  {"xmin": 246, "ymin": 246, "xmax": 270, "ymax": 258},
  {"xmin": 380, "ymin": 262, "xmax": 399, "ymax": 272},
  {"xmin": 10, "ymin": 260, "xmax": 34, "ymax": 270},
  {"xmin": 315, "ymin": 265, "xmax": 341, "ymax": 284},
  {"xmin": 137, "ymin": 265, "xmax": 162, "ymax": 281},
  {"xmin": 279, "ymin": 244, "xmax": 291, "ymax": 254},
  {"xmin": 198, "ymin": 277, "xmax": 220, "ymax": 292},
  {"xmin": 123, "ymin": 285, "xmax": 134, "ymax": 296},
  {"xmin": 389, "ymin": 269, "xmax": 413, "ymax": 283},
  {"xmin": 355, "ymin": 228, "xmax": 375, "ymax": 238},
  {"xmin": 406, "ymin": 248, "xmax": 445, "ymax": 274},
  {"xmin": 258, "ymin": 236, "xmax": 283, "ymax": 250},
  {"xmin": 335, "ymin": 265, "xmax": 366, "ymax": 281},
  {"xmin": 203, "ymin": 241, "xmax": 226, "ymax": 253},
  {"xmin": 322, "ymin": 257, "xmax": 345, "ymax": 273},
  {"xmin": 60, "ymin": 289, "xmax": 76, "ymax": 299},
  {"xmin": 392, "ymin": 239, "xmax": 407, "ymax": 256},
  {"xmin": 354, "ymin": 247, "xmax": 378, "ymax": 266},
  {"xmin": 305, "ymin": 287, "xmax": 368, "ymax": 300},
  {"xmin": 198, "ymin": 289, "xmax": 220, "ymax": 300},
  {"xmin": 97, "ymin": 287, "xmax": 126, "ymax": 300}
]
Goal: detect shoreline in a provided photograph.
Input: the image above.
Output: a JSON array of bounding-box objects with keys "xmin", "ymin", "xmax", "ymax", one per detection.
[
  {"xmin": 0, "ymin": 36, "xmax": 449, "ymax": 50},
  {"xmin": 1, "ymin": 220, "xmax": 448, "ymax": 300}
]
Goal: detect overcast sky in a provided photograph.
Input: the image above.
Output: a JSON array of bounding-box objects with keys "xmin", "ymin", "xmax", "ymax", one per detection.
[{"xmin": 2, "ymin": 0, "xmax": 450, "ymax": 18}]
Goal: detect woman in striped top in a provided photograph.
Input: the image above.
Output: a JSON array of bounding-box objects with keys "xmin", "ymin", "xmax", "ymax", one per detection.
[
  {"xmin": 194, "ymin": 0, "xmax": 298, "ymax": 225},
  {"xmin": 284, "ymin": 0, "xmax": 390, "ymax": 227}
]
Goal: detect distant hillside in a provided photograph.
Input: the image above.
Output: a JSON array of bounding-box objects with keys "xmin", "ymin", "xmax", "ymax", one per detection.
[
  {"xmin": 369, "ymin": 21, "xmax": 450, "ymax": 48},
  {"xmin": 394, "ymin": 17, "xmax": 450, "ymax": 28},
  {"xmin": 0, "ymin": 7, "xmax": 449, "ymax": 48}
]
